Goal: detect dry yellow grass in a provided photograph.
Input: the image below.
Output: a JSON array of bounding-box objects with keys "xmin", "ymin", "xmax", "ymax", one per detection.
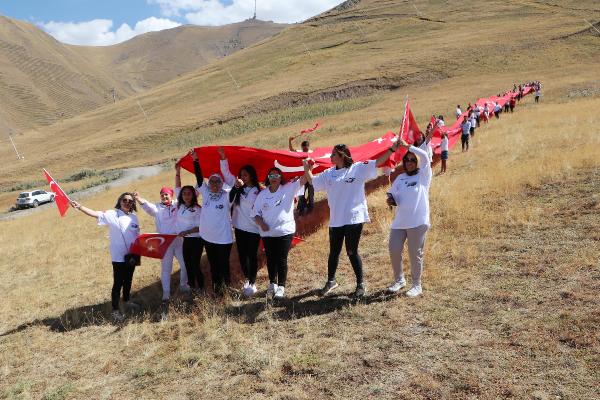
[{"xmin": 0, "ymin": 91, "xmax": 598, "ymax": 398}]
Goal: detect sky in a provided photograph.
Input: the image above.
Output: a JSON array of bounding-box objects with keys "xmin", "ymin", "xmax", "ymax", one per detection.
[{"xmin": 0, "ymin": 0, "xmax": 344, "ymax": 46}]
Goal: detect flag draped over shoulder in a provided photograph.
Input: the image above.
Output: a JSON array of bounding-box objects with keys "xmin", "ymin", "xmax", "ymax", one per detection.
[
  {"xmin": 43, "ymin": 169, "xmax": 70, "ymax": 217},
  {"xmin": 130, "ymin": 233, "xmax": 177, "ymax": 259}
]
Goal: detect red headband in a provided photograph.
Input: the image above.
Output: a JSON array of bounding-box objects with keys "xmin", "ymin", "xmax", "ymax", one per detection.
[{"xmin": 160, "ymin": 187, "xmax": 174, "ymax": 196}]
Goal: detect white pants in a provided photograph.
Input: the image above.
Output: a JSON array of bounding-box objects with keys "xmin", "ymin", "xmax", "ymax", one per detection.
[
  {"xmin": 161, "ymin": 237, "xmax": 188, "ymax": 300},
  {"xmin": 388, "ymin": 225, "xmax": 428, "ymax": 286}
]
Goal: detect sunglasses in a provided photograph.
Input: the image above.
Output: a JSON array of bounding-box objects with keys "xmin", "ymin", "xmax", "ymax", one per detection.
[
  {"xmin": 268, "ymin": 173, "xmax": 281, "ymax": 179},
  {"xmin": 405, "ymin": 158, "xmax": 418, "ymax": 163},
  {"xmin": 121, "ymin": 198, "xmax": 134, "ymax": 203},
  {"xmin": 209, "ymin": 178, "xmax": 222, "ymax": 184}
]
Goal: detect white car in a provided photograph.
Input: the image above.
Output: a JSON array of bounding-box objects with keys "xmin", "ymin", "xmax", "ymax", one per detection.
[{"xmin": 16, "ymin": 190, "xmax": 55, "ymax": 209}]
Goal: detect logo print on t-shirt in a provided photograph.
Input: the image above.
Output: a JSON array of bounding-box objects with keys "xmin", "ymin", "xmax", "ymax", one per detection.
[
  {"xmin": 216, "ymin": 204, "xmax": 224, "ymax": 209},
  {"xmin": 131, "ymin": 223, "xmax": 139, "ymax": 229},
  {"xmin": 405, "ymin": 181, "xmax": 417, "ymax": 187},
  {"xmin": 344, "ymin": 177, "xmax": 356, "ymax": 183},
  {"xmin": 275, "ymin": 200, "xmax": 282, "ymax": 207}
]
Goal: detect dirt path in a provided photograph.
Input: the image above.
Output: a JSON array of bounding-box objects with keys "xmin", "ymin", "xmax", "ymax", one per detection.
[{"xmin": 0, "ymin": 164, "xmax": 164, "ymax": 221}]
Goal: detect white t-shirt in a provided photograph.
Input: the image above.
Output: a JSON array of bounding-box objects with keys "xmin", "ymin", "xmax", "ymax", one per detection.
[
  {"xmin": 141, "ymin": 201, "xmax": 178, "ymax": 234},
  {"xmin": 251, "ymin": 179, "xmax": 302, "ymax": 237},
  {"xmin": 441, "ymin": 136, "xmax": 449, "ymax": 152},
  {"xmin": 220, "ymin": 159, "xmax": 261, "ymax": 234},
  {"xmin": 97, "ymin": 209, "xmax": 140, "ymax": 262},
  {"xmin": 455, "ymin": 107, "xmax": 462, "ymax": 118},
  {"xmin": 389, "ymin": 146, "xmax": 432, "ymax": 229},
  {"xmin": 176, "ymin": 204, "xmax": 202, "ymax": 238},
  {"xmin": 436, "ymin": 119, "xmax": 445, "ymax": 127},
  {"xmin": 312, "ymin": 160, "xmax": 377, "ymax": 227},
  {"xmin": 198, "ymin": 185, "xmax": 234, "ymax": 244}
]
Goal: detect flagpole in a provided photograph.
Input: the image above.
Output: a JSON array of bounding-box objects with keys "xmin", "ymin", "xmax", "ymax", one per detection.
[{"xmin": 398, "ymin": 94, "xmax": 409, "ymax": 141}]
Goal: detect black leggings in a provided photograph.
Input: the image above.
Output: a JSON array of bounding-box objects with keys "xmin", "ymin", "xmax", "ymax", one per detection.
[
  {"xmin": 183, "ymin": 237, "xmax": 204, "ymax": 289},
  {"xmin": 235, "ymin": 228, "xmax": 261, "ymax": 284},
  {"xmin": 204, "ymin": 240, "xmax": 233, "ymax": 294},
  {"xmin": 263, "ymin": 234, "xmax": 293, "ymax": 287},
  {"xmin": 111, "ymin": 262, "xmax": 136, "ymax": 310},
  {"xmin": 328, "ymin": 223, "xmax": 364, "ymax": 284}
]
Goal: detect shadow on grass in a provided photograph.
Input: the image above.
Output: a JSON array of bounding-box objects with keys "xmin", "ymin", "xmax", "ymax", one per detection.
[{"xmin": 226, "ymin": 288, "xmax": 399, "ymax": 324}]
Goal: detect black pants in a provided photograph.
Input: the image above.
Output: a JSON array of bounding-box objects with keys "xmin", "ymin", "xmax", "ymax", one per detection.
[
  {"xmin": 297, "ymin": 183, "xmax": 315, "ymax": 215},
  {"xmin": 111, "ymin": 262, "xmax": 136, "ymax": 310},
  {"xmin": 327, "ymin": 223, "xmax": 364, "ymax": 285},
  {"xmin": 535, "ymin": 96, "xmax": 539, "ymax": 103},
  {"xmin": 263, "ymin": 234, "xmax": 293, "ymax": 287},
  {"xmin": 183, "ymin": 237, "xmax": 204, "ymax": 289},
  {"xmin": 235, "ymin": 228, "xmax": 261, "ymax": 284},
  {"xmin": 461, "ymin": 135, "xmax": 469, "ymax": 151},
  {"xmin": 204, "ymin": 240, "xmax": 233, "ymax": 294},
  {"xmin": 510, "ymin": 105, "xmax": 514, "ymax": 113}
]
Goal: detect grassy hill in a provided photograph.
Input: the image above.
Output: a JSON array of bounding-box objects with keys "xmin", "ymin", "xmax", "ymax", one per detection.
[
  {"xmin": 0, "ymin": 16, "xmax": 286, "ymax": 134},
  {"xmin": 0, "ymin": 0, "xmax": 598, "ymax": 211},
  {"xmin": 0, "ymin": 0, "xmax": 599, "ymax": 397},
  {"xmin": 72, "ymin": 19, "xmax": 287, "ymax": 92}
]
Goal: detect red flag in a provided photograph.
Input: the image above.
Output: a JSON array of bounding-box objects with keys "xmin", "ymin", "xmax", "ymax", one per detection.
[
  {"xmin": 42, "ymin": 169, "xmax": 70, "ymax": 217},
  {"xmin": 130, "ymin": 233, "xmax": 177, "ymax": 259},
  {"xmin": 300, "ymin": 122, "xmax": 321, "ymax": 135},
  {"xmin": 399, "ymin": 99, "xmax": 422, "ymax": 145}
]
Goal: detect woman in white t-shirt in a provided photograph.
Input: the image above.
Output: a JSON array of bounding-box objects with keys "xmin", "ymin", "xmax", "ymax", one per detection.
[
  {"xmin": 134, "ymin": 183, "xmax": 189, "ymax": 305},
  {"xmin": 251, "ymin": 160, "xmax": 310, "ymax": 299},
  {"xmin": 386, "ymin": 138, "xmax": 432, "ymax": 298},
  {"xmin": 306, "ymin": 141, "xmax": 401, "ymax": 299},
  {"xmin": 192, "ymin": 150, "xmax": 234, "ymax": 296},
  {"xmin": 174, "ymin": 160, "xmax": 204, "ymax": 295},
  {"xmin": 218, "ymin": 147, "xmax": 262, "ymax": 297},
  {"xmin": 70, "ymin": 193, "xmax": 141, "ymax": 322}
]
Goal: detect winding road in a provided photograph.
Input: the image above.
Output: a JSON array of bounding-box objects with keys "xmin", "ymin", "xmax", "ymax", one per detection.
[{"xmin": 0, "ymin": 165, "xmax": 165, "ymax": 221}]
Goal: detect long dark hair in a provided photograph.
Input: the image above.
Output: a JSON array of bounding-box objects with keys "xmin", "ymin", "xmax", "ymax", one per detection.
[
  {"xmin": 239, "ymin": 165, "xmax": 259, "ymax": 188},
  {"xmin": 115, "ymin": 192, "xmax": 137, "ymax": 212},
  {"xmin": 264, "ymin": 167, "xmax": 287, "ymax": 187},
  {"xmin": 333, "ymin": 144, "xmax": 354, "ymax": 168},
  {"xmin": 231, "ymin": 165, "xmax": 260, "ymax": 206},
  {"xmin": 177, "ymin": 185, "xmax": 199, "ymax": 208}
]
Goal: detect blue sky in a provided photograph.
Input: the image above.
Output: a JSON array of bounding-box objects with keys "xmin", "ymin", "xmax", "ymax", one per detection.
[{"xmin": 0, "ymin": 0, "xmax": 343, "ymax": 46}]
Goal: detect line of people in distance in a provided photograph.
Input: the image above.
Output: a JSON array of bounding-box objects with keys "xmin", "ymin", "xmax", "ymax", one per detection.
[{"xmin": 70, "ymin": 137, "xmax": 432, "ymax": 322}]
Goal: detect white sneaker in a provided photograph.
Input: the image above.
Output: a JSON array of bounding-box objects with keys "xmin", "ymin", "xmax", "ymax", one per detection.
[
  {"xmin": 273, "ymin": 286, "xmax": 285, "ymax": 299},
  {"xmin": 387, "ymin": 277, "xmax": 407, "ymax": 293},
  {"xmin": 111, "ymin": 310, "xmax": 125, "ymax": 322},
  {"xmin": 242, "ymin": 280, "xmax": 250, "ymax": 290},
  {"xmin": 406, "ymin": 285, "xmax": 422, "ymax": 298},
  {"xmin": 267, "ymin": 283, "xmax": 278, "ymax": 297},
  {"xmin": 243, "ymin": 284, "xmax": 257, "ymax": 298}
]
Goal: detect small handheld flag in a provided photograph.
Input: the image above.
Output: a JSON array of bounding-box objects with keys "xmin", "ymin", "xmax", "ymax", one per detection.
[{"xmin": 43, "ymin": 169, "xmax": 71, "ymax": 217}]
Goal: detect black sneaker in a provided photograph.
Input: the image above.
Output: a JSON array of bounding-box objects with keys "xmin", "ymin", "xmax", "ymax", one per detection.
[
  {"xmin": 352, "ymin": 283, "xmax": 366, "ymax": 300},
  {"xmin": 321, "ymin": 280, "xmax": 339, "ymax": 296}
]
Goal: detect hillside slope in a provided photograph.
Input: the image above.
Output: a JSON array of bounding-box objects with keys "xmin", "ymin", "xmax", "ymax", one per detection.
[
  {"xmin": 72, "ymin": 20, "xmax": 287, "ymax": 92},
  {"xmin": 0, "ymin": 0, "xmax": 598, "ymax": 204},
  {"xmin": 0, "ymin": 16, "xmax": 286, "ymax": 132},
  {"xmin": 0, "ymin": 16, "xmax": 126, "ymax": 131}
]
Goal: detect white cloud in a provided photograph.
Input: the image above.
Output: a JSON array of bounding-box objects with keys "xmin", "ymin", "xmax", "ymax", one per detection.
[
  {"xmin": 149, "ymin": 0, "xmax": 344, "ymax": 25},
  {"xmin": 40, "ymin": 17, "xmax": 181, "ymax": 46}
]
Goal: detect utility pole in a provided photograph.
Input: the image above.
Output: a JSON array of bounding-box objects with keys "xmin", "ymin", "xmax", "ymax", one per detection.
[
  {"xmin": 7, "ymin": 130, "xmax": 24, "ymax": 160},
  {"xmin": 110, "ymin": 88, "xmax": 117, "ymax": 103},
  {"xmin": 253, "ymin": 0, "xmax": 257, "ymax": 20}
]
